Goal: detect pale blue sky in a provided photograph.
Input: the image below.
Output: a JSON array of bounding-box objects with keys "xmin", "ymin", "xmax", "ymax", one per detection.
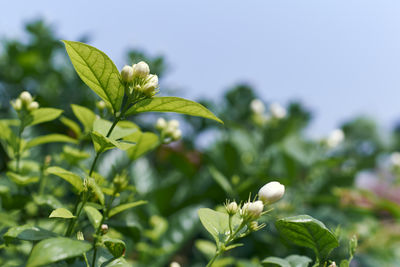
[{"xmin": 2, "ymin": 0, "xmax": 400, "ymax": 136}]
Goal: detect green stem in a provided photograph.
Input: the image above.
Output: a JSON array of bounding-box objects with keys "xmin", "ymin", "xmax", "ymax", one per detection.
[
  {"xmin": 206, "ymin": 251, "xmax": 221, "ymax": 267},
  {"xmin": 15, "ymin": 125, "xmax": 23, "ymax": 173}
]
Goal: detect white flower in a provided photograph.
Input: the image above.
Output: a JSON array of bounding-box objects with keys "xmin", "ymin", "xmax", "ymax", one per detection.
[
  {"xmin": 132, "ymin": 61, "xmax": 150, "ymax": 78},
  {"xmin": 247, "ymin": 200, "xmax": 264, "ymax": 218},
  {"xmin": 20, "ymin": 91, "xmax": 32, "ymax": 104},
  {"xmin": 258, "ymin": 181, "xmax": 285, "ymax": 204},
  {"xmin": 327, "ymin": 129, "xmax": 344, "ymax": 148},
  {"xmin": 156, "ymin": 118, "xmax": 167, "ymax": 130},
  {"xmin": 226, "ymin": 201, "xmax": 238, "ymax": 215},
  {"xmin": 250, "ymin": 99, "xmax": 265, "ymax": 114},
  {"xmin": 390, "ymin": 152, "xmax": 400, "ymax": 167},
  {"xmin": 28, "ymin": 101, "xmax": 39, "ymax": 111},
  {"xmin": 172, "ymin": 129, "xmax": 182, "ymax": 141},
  {"xmin": 121, "ymin": 65, "xmax": 134, "ymax": 82},
  {"xmin": 143, "ymin": 74, "xmax": 159, "ymax": 95},
  {"xmin": 170, "ymin": 262, "xmax": 181, "ymax": 267},
  {"xmin": 269, "ymin": 102, "xmax": 286, "ymax": 119}
]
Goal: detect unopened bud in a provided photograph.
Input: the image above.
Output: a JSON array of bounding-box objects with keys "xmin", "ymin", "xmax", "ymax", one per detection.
[
  {"xmin": 170, "ymin": 262, "xmax": 181, "ymax": 267},
  {"xmin": 132, "ymin": 61, "xmax": 150, "ymax": 78},
  {"xmin": 101, "ymin": 224, "xmax": 108, "ymax": 234},
  {"xmin": 258, "ymin": 181, "xmax": 285, "ymax": 205},
  {"xmin": 247, "ymin": 200, "xmax": 264, "ymax": 219},
  {"xmin": 96, "ymin": 100, "xmax": 106, "ymax": 111},
  {"xmin": 156, "ymin": 118, "xmax": 167, "ymax": 131},
  {"xmin": 12, "ymin": 99, "xmax": 22, "ymax": 111},
  {"xmin": 226, "ymin": 201, "xmax": 238, "ymax": 215},
  {"xmin": 327, "ymin": 129, "xmax": 344, "ymax": 148},
  {"xmin": 28, "ymin": 101, "xmax": 39, "ymax": 111},
  {"xmin": 249, "ymin": 221, "xmax": 259, "ymax": 231},
  {"xmin": 168, "ymin": 120, "xmax": 179, "ymax": 130},
  {"xmin": 269, "ymin": 102, "xmax": 286, "ymax": 119},
  {"xmin": 250, "ymin": 99, "xmax": 265, "ymax": 114},
  {"xmin": 328, "ymin": 262, "xmax": 336, "ymax": 267},
  {"xmin": 172, "ymin": 129, "xmax": 182, "ymax": 141},
  {"xmin": 20, "ymin": 91, "xmax": 33, "ymax": 104},
  {"xmin": 121, "ymin": 65, "xmax": 134, "ymax": 83},
  {"xmin": 77, "ymin": 231, "xmax": 84, "ymax": 240}
]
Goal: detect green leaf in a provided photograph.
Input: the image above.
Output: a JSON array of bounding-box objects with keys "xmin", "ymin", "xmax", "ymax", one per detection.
[
  {"xmin": 63, "ymin": 40, "xmax": 124, "ymax": 113},
  {"xmin": 87, "ymin": 177, "xmax": 105, "ymax": 205},
  {"xmin": 275, "ymin": 215, "xmax": 339, "ymax": 262},
  {"xmin": 262, "ymin": 257, "xmax": 291, "ymax": 267},
  {"xmin": 93, "ymin": 118, "xmax": 137, "ymax": 140},
  {"xmin": 103, "ymin": 237, "xmax": 126, "ymax": 258},
  {"xmin": 71, "ymin": 104, "xmax": 97, "ymax": 133},
  {"xmin": 23, "ymin": 108, "xmax": 63, "ymax": 127},
  {"xmin": 60, "ymin": 116, "xmax": 82, "ymax": 138},
  {"xmin": 4, "ymin": 225, "xmax": 58, "ymax": 244},
  {"xmin": 7, "ymin": 172, "xmax": 39, "ymax": 186},
  {"xmin": 46, "ymin": 166, "xmax": 83, "ymax": 192},
  {"xmin": 84, "ymin": 206, "xmax": 102, "ymax": 229},
  {"xmin": 33, "ymin": 195, "xmax": 63, "ymax": 209},
  {"xmin": 25, "ymin": 134, "xmax": 77, "ymax": 150},
  {"xmin": 198, "ymin": 208, "xmax": 241, "ymax": 247},
  {"xmin": 91, "ymin": 131, "xmax": 134, "ymax": 152},
  {"xmin": 104, "ymin": 257, "xmax": 131, "ymax": 267},
  {"xmin": 125, "ymin": 97, "xmax": 223, "ymax": 124},
  {"xmin": 108, "ymin": 200, "xmax": 147, "ymax": 218},
  {"xmin": 125, "ymin": 131, "xmax": 159, "ymax": 160},
  {"xmin": 208, "ymin": 166, "xmax": 234, "ymax": 196},
  {"xmin": 195, "ymin": 239, "xmax": 216, "ymax": 260},
  {"xmin": 62, "ymin": 145, "xmax": 90, "ymax": 163},
  {"xmin": 26, "ymin": 237, "xmax": 92, "ymax": 267},
  {"xmin": 49, "ymin": 208, "xmax": 75, "ymax": 219},
  {"xmin": 285, "ymin": 255, "xmax": 312, "ymax": 267}
]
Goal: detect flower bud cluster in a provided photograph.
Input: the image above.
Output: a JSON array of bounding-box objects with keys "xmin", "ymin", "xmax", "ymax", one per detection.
[
  {"xmin": 120, "ymin": 61, "xmax": 159, "ymax": 98},
  {"xmin": 113, "ymin": 172, "xmax": 129, "ymax": 193},
  {"xmin": 156, "ymin": 118, "xmax": 182, "ymax": 143},
  {"xmin": 249, "ymin": 99, "xmax": 287, "ymax": 126},
  {"xmin": 11, "ymin": 91, "xmax": 40, "ymax": 113}
]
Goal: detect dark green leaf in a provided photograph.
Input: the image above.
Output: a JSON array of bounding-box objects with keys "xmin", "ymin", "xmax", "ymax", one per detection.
[
  {"xmin": 103, "ymin": 237, "xmax": 126, "ymax": 258},
  {"xmin": 108, "ymin": 200, "xmax": 147, "ymax": 218},
  {"xmin": 4, "ymin": 225, "xmax": 58, "ymax": 244}
]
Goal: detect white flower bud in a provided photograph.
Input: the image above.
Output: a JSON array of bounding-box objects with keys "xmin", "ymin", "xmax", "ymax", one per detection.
[
  {"xmin": 250, "ymin": 99, "xmax": 265, "ymax": 114},
  {"xmin": 168, "ymin": 119, "xmax": 179, "ymax": 129},
  {"xmin": 247, "ymin": 200, "xmax": 264, "ymax": 218},
  {"xmin": 12, "ymin": 99, "xmax": 22, "ymax": 111},
  {"xmin": 143, "ymin": 74, "xmax": 159, "ymax": 95},
  {"xmin": 269, "ymin": 102, "xmax": 286, "ymax": 119},
  {"xmin": 226, "ymin": 201, "xmax": 238, "ymax": 215},
  {"xmin": 327, "ymin": 129, "xmax": 344, "ymax": 148},
  {"xmin": 20, "ymin": 91, "xmax": 33, "ymax": 104},
  {"xmin": 121, "ymin": 65, "xmax": 134, "ymax": 83},
  {"xmin": 391, "ymin": 152, "xmax": 400, "ymax": 167},
  {"xmin": 258, "ymin": 181, "xmax": 285, "ymax": 204},
  {"xmin": 328, "ymin": 262, "xmax": 336, "ymax": 267},
  {"xmin": 132, "ymin": 61, "xmax": 150, "ymax": 78},
  {"xmin": 170, "ymin": 262, "xmax": 181, "ymax": 267},
  {"xmin": 28, "ymin": 101, "xmax": 39, "ymax": 111},
  {"xmin": 77, "ymin": 231, "xmax": 84, "ymax": 240},
  {"xmin": 172, "ymin": 129, "xmax": 182, "ymax": 141},
  {"xmin": 156, "ymin": 118, "xmax": 167, "ymax": 131},
  {"xmin": 101, "ymin": 224, "xmax": 108, "ymax": 233}
]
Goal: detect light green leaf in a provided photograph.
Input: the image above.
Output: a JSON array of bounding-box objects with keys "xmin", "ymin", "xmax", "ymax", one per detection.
[
  {"xmin": 104, "ymin": 257, "xmax": 131, "ymax": 267},
  {"xmin": 195, "ymin": 239, "xmax": 216, "ymax": 260},
  {"xmin": 23, "ymin": 108, "xmax": 63, "ymax": 127},
  {"xmin": 108, "ymin": 200, "xmax": 147, "ymax": 218},
  {"xmin": 62, "ymin": 145, "xmax": 90, "ymax": 163},
  {"xmin": 4, "ymin": 225, "xmax": 58, "ymax": 244},
  {"xmin": 60, "ymin": 116, "xmax": 82, "ymax": 138},
  {"xmin": 33, "ymin": 195, "xmax": 63, "ymax": 209},
  {"xmin": 93, "ymin": 118, "xmax": 137, "ymax": 140},
  {"xmin": 125, "ymin": 97, "xmax": 223, "ymax": 124},
  {"xmin": 275, "ymin": 215, "xmax": 339, "ymax": 262},
  {"xmin": 262, "ymin": 257, "xmax": 291, "ymax": 267},
  {"xmin": 25, "ymin": 134, "xmax": 77, "ymax": 150},
  {"xmin": 84, "ymin": 206, "xmax": 102, "ymax": 229},
  {"xmin": 198, "ymin": 208, "xmax": 241, "ymax": 246},
  {"xmin": 71, "ymin": 104, "xmax": 97, "ymax": 133},
  {"xmin": 285, "ymin": 255, "xmax": 312, "ymax": 267},
  {"xmin": 103, "ymin": 237, "xmax": 126, "ymax": 258},
  {"xmin": 125, "ymin": 131, "xmax": 159, "ymax": 160},
  {"xmin": 46, "ymin": 166, "xmax": 83, "ymax": 192},
  {"xmin": 49, "ymin": 208, "xmax": 75, "ymax": 219},
  {"xmin": 63, "ymin": 40, "xmax": 124, "ymax": 113},
  {"xmin": 91, "ymin": 131, "xmax": 134, "ymax": 152},
  {"xmin": 7, "ymin": 172, "xmax": 39, "ymax": 186},
  {"xmin": 26, "ymin": 237, "xmax": 92, "ymax": 267}
]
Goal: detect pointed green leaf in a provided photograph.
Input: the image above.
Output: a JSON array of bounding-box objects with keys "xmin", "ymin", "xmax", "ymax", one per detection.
[
  {"xmin": 46, "ymin": 166, "xmax": 83, "ymax": 192},
  {"xmin": 91, "ymin": 131, "xmax": 117, "ymax": 152},
  {"xmin": 108, "ymin": 200, "xmax": 147, "ymax": 218},
  {"xmin": 84, "ymin": 206, "xmax": 102, "ymax": 229},
  {"xmin": 60, "ymin": 116, "xmax": 82, "ymax": 138},
  {"xmin": 285, "ymin": 255, "xmax": 312, "ymax": 267},
  {"xmin": 103, "ymin": 237, "xmax": 126, "ymax": 258},
  {"xmin": 125, "ymin": 131, "xmax": 159, "ymax": 160},
  {"xmin": 275, "ymin": 215, "xmax": 339, "ymax": 262},
  {"xmin": 125, "ymin": 97, "xmax": 223, "ymax": 124},
  {"xmin": 262, "ymin": 257, "xmax": 291, "ymax": 267},
  {"xmin": 7, "ymin": 172, "xmax": 39, "ymax": 186},
  {"xmin": 63, "ymin": 40, "xmax": 124, "ymax": 113},
  {"xmin": 33, "ymin": 195, "xmax": 63, "ymax": 209},
  {"xmin": 87, "ymin": 177, "xmax": 105, "ymax": 205},
  {"xmin": 93, "ymin": 118, "xmax": 137, "ymax": 140},
  {"xmin": 26, "ymin": 237, "xmax": 92, "ymax": 267},
  {"xmin": 4, "ymin": 225, "xmax": 58, "ymax": 244},
  {"xmin": 71, "ymin": 104, "xmax": 97, "ymax": 133},
  {"xmin": 49, "ymin": 208, "xmax": 75, "ymax": 219},
  {"xmin": 22, "ymin": 108, "xmax": 63, "ymax": 127},
  {"xmin": 25, "ymin": 134, "xmax": 77, "ymax": 150}
]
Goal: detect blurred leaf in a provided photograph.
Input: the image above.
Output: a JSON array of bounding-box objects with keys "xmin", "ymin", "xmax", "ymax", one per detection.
[
  {"xmin": 71, "ymin": 104, "xmax": 96, "ymax": 133},
  {"xmin": 126, "ymin": 97, "xmax": 223, "ymax": 124},
  {"xmin": 125, "ymin": 131, "xmax": 159, "ymax": 160},
  {"xmin": 104, "ymin": 257, "xmax": 131, "ymax": 267},
  {"xmin": 7, "ymin": 172, "xmax": 39, "ymax": 186},
  {"xmin": 4, "ymin": 225, "xmax": 58, "ymax": 244},
  {"xmin": 26, "ymin": 237, "xmax": 92, "ymax": 267},
  {"xmin": 103, "ymin": 237, "xmax": 126, "ymax": 258},
  {"xmin": 262, "ymin": 257, "xmax": 291, "ymax": 267},
  {"xmin": 84, "ymin": 206, "xmax": 102, "ymax": 229},
  {"xmin": 93, "ymin": 118, "xmax": 137, "ymax": 140},
  {"xmin": 109, "ymin": 200, "xmax": 147, "ymax": 218},
  {"xmin": 208, "ymin": 166, "xmax": 234, "ymax": 196},
  {"xmin": 25, "ymin": 134, "xmax": 77, "ymax": 149},
  {"xmin": 275, "ymin": 215, "xmax": 339, "ymax": 262},
  {"xmin": 195, "ymin": 239, "xmax": 216, "ymax": 260},
  {"xmin": 46, "ymin": 166, "xmax": 83, "ymax": 192},
  {"xmin": 22, "ymin": 108, "xmax": 63, "ymax": 127},
  {"xmin": 285, "ymin": 255, "xmax": 312, "ymax": 267},
  {"xmin": 33, "ymin": 194, "xmax": 63, "ymax": 209},
  {"xmin": 60, "ymin": 116, "xmax": 82, "ymax": 138},
  {"xmin": 63, "ymin": 40, "xmax": 124, "ymax": 113},
  {"xmin": 49, "ymin": 208, "xmax": 75, "ymax": 219},
  {"xmin": 88, "ymin": 177, "xmax": 105, "ymax": 205}
]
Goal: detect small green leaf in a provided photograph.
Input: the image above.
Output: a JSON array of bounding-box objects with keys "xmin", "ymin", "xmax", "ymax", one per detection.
[
  {"xmin": 109, "ymin": 200, "xmax": 147, "ymax": 218},
  {"xmin": 125, "ymin": 131, "xmax": 159, "ymax": 160},
  {"xmin": 103, "ymin": 237, "xmax": 126, "ymax": 258},
  {"xmin": 84, "ymin": 206, "xmax": 102, "ymax": 229},
  {"xmin": 262, "ymin": 257, "xmax": 291, "ymax": 267},
  {"xmin": 275, "ymin": 215, "xmax": 339, "ymax": 262},
  {"xmin": 26, "ymin": 237, "xmax": 92, "ymax": 267},
  {"xmin": 71, "ymin": 104, "xmax": 97, "ymax": 133},
  {"xmin": 7, "ymin": 172, "xmax": 39, "ymax": 186},
  {"xmin": 208, "ymin": 166, "xmax": 234, "ymax": 196},
  {"xmin": 46, "ymin": 166, "xmax": 83, "ymax": 192},
  {"xmin": 60, "ymin": 116, "xmax": 82, "ymax": 138},
  {"xmin": 25, "ymin": 134, "xmax": 77, "ymax": 150},
  {"xmin": 4, "ymin": 225, "xmax": 58, "ymax": 244},
  {"xmin": 63, "ymin": 41, "xmax": 124, "ymax": 113},
  {"xmin": 87, "ymin": 177, "xmax": 105, "ymax": 205},
  {"xmin": 285, "ymin": 255, "xmax": 312, "ymax": 267},
  {"xmin": 22, "ymin": 108, "xmax": 63, "ymax": 127},
  {"xmin": 91, "ymin": 131, "xmax": 118, "ymax": 152},
  {"xmin": 93, "ymin": 118, "xmax": 137, "ymax": 140},
  {"xmin": 49, "ymin": 208, "xmax": 75, "ymax": 219},
  {"xmin": 125, "ymin": 97, "xmax": 223, "ymax": 124}
]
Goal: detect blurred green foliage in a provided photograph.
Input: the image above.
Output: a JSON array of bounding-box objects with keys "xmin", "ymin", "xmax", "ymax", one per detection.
[{"xmin": 1, "ymin": 19, "xmax": 400, "ymax": 266}]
